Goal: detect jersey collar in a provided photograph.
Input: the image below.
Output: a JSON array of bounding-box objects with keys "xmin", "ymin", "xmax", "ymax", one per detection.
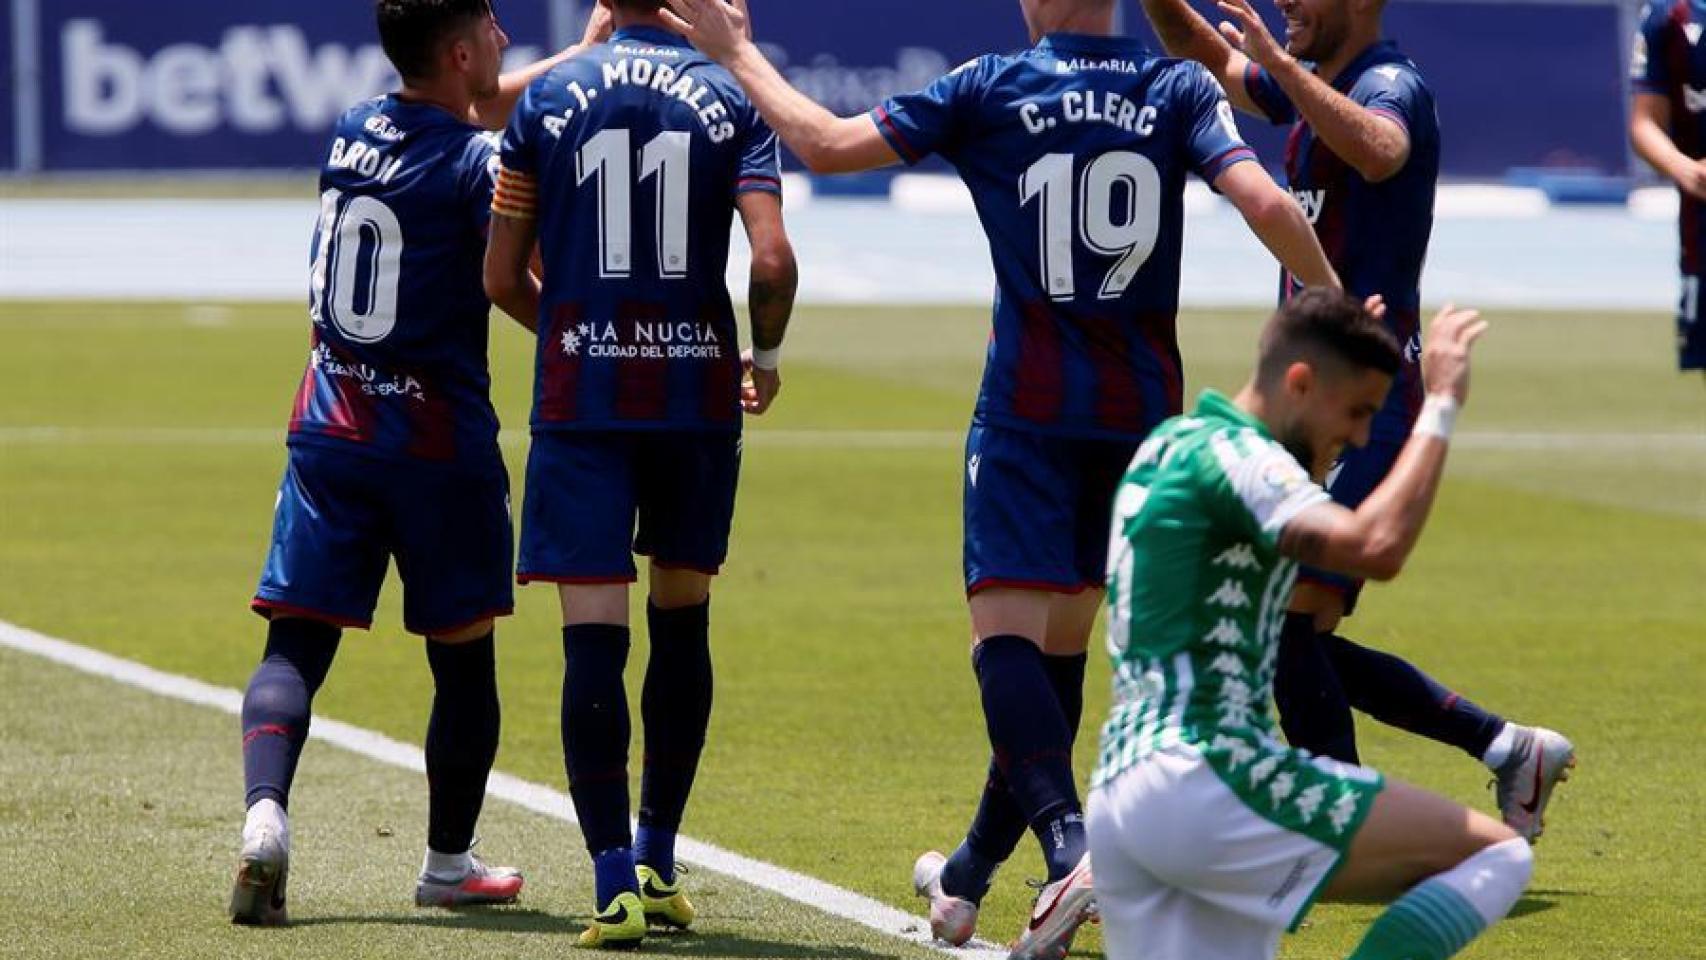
[
  {"xmin": 611, "ymin": 25, "xmax": 692, "ymax": 49},
  {"xmin": 1193, "ymin": 389, "xmax": 1273, "ymax": 439},
  {"xmin": 1036, "ymin": 33, "xmax": 1148, "ymax": 57},
  {"xmin": 1321, "ymin": 39, "xmax": 1403, "ymax": 91}
]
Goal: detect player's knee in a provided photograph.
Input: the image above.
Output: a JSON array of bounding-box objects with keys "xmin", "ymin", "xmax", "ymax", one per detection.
[
  {"xmin": 429, "ymin": 620, "xmax": 494, "ymax": 645},
  {"xmin": 649, "ymin": 566, "xmax": 712, "ymax": 609}
]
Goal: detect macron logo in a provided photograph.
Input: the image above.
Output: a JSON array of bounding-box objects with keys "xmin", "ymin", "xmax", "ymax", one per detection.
[
  {"xmin": 967, "ymin": 453, "xmax": 982, "ymax": 487},
  {"xmin": 1687, "ymin": 23, "xmax": 1704, "ymax": 46},
  {"xmin": 1685, "ymin": 86, "xmax": 1706, "ymax": 114}
]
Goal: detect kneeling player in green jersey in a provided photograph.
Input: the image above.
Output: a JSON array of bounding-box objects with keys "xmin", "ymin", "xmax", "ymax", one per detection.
[{"xmin": 1087, "ymin": 289, "xmax": 1531, "ymax": 960}]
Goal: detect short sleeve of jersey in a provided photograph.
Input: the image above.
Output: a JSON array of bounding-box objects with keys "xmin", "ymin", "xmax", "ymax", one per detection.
[
  {"xmin": 1241, "ymin": 62, "xmax": 1297, "ymax": 126},
  {"xmin": 1348, "ymin": 61, "xmax": 1426, "ymax": 137},
  {"xmin": 1180, "ymin": 65, "xmax": 1258, "ymax": 183},
  {"xmin": 460, "ymin": 132, "xmax": 501, "ymax": 234},
  {"xmin": 870, "ymin": 56, "xmax": 994, "ymax": 165},
  {"xmin": 500, "ymin": 77, "xmax": 546, "ymax": 176},
  {"xmin": 736, "ymin": 109, "xmax": 783, "ymax": 196},
  {"xmin": 1202, "ymin": 429, "xmax": 1329, "ymax": 549},
  {"xmin": 1633, "ymin": 1, "xmax": 1675, "ymax": 94}
]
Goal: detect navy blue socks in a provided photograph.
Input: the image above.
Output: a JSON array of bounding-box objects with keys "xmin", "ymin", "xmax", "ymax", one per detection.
[
  {"xmin": 1274, "ymin": 612, "xmax": 1361, "ymax": 763},
  {"xmin": 562, "ymin": 622, "xmax": 636, "ymax": 905},
  {"xmin": 945, "ymin": 650, "xmax": 1087, "ymax": 900},
  {"xmin": 424, "ymin": 632, "xmax": 501, "ymax": 855},
  {"xmin": 635, "ymin": 600, "xmax": 713, "ymax": 884},
  {"xmin": 971, "ymin": 635, "xmax": 1085, "ymax": 883},
  {"xmin": 1324, "ymin": 634, "xmax": 1506, "ymax": 760},
  {"xmin": 241, "ymin": 618, "xmax": 341, "ymax": 810}
]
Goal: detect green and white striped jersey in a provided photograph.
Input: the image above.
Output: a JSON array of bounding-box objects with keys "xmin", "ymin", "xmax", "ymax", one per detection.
[{"xmin": 1092, "ymin": 390, "xmax": 1387, "ymax": 844}]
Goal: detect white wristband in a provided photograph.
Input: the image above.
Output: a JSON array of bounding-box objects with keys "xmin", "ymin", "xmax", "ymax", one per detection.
[
  {"xmin": 751, "ymin": 346, "xmax": 782, "ymax": 371},
  {"xmin": 1413, "ymin": 394, "xmax": 1460, "ymax": 440}
]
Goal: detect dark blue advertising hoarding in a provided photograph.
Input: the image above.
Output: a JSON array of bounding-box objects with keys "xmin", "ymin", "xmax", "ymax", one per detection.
[{"xmin": 1, "ymin": 0, "xmax": 1640, "ymax": 178}]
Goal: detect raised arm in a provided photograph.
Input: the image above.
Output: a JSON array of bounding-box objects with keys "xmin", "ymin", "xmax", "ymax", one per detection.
[
  {"xmin": 1276, "ymin": 305, "xmax": 1487, "ymax": 580},
  {"xmin": 1631, "ymin": 94, "xmax": 1706, "ymax": 200},
  {"xmin": 469, "ymin": 4, "xmax": 615, "ymax": 130},
  {"xmin": 1214, "ymin": 160, "xmax": 1339, "ymax": 290},
  {"xmin": 659, "ymin": 0, "xmax": 899, "ymax": 174},
  {"xmin": 1216, "ymin": 0, "xmax": 1409, "ymax": 182},
  {"xmin": 734, "ymin": 190, "xmax": 798, "ymax": 415},
  {"xmin": 1141, "ymin": 0, "xmax": 1261, "ymax": 115}
]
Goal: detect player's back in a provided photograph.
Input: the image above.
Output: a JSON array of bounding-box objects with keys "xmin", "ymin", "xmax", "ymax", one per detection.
[
  {"xmin": 503, "ymin": 26, "xmax": 781, "ymax": 431},
  {"xmin": 877, "ymin": 35, "xmax": 1255, "ymax": 440},
  {"xmin": 295, "ymin": 95, "xmax": 501, "ymax": 465}
]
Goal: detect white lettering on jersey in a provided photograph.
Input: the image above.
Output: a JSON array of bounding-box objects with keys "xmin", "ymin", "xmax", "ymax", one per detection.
[
  {"xmin": 1020, "ymin": 91, "xmax": 1157, "ymax": 137},
  {"xmin": 597, "ymin": 58, "xmax": 736, "ymax": 143},
  {"xmin": 1292, "ymin": 188, "xmax": 1326, "ymax": 224},
  {"xmin": 326, "ymin": 137, "xmax": 402, "ymax": 185}
]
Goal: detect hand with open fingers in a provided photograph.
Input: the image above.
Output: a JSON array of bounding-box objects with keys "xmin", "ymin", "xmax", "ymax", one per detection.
[
  {"xmin": 659, "ymin": 0, "xmax": 750, "ymax": 62},
  {"xmin": 1216, "ymin": 0, "xmax": 1290, "ymax": 70},
  {"xmin": 1420, "ymin": 304, "xmax": 1488, "ymax": 405},
  {"xmin": 1362, "ymin": 294, "xmax": 1388, "ymax": 323},
  {"xmin": 741, "ymin": 349, "xmax": 781, "ymax": 415}
]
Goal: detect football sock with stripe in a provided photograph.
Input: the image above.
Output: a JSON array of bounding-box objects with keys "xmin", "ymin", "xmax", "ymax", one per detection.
[
  {"xmin": 636, "ymin": 599, "xmax": 713, "ymax": 885},
  {"xmin": 1349, "ymin": 837, "xmax": 1533, "ymax": 959},
  {"xmin": 423, "ymin": 631, "xmax": 500, "ymax": 858},
  {"xmin": 1274, "ymin": 613, "xmax": 1361, "ymax": 763},
  {"xmin": 1323, "ymin": 633, "xmax": 1507, "ymax": 762},
  {"xmin": 562, "ymin": 622, "xmax": 637, "ymax": 903},
  {"xmin": 241, "ymin": 618, "xmax": 341, "ymax": 810},
  {"xmin": 945, "ymin": 651, "xmax": 1087, "ymax": 901},
  {"xmin": 972, "ymin": 635, "xmax": 1085, "ymax": 883}
]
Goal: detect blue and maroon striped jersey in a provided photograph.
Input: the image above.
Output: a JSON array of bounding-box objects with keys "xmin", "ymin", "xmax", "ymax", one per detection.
[
  {"xmin": 289, "ymin": 95, "xmax": 503, "ymax": 466},
  {"xmin": 872, "ymin": 34, "xmax": 1255, "ymax": 441},
  {"xmin": 499, "ymin": 26, "xmax": 781, "ymax": 433},
  {"xmin": 1244, "ymin": 42, "xmax": 1437, "ymax": 441},
  {"xmin": 1634, "ymin": 0, "xmax": 1706, "ymax": 281}
]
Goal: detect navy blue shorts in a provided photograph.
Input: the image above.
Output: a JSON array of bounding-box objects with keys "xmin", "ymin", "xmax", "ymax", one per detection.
[
  {"xmin": 1298, "ymin": 438, "xmax": 1406, "ymax": 614},
  {"xmin": 1680, "ymin": 274, "xmax": 1706, "ymax": 371},
  {"xmin": 963, "ymin": 421, "xmax": 1140, "ymax": 596},
  {"xmin": 252, "ymin": 443, "xmax": 514, "ymax": 636},
  {"xmin": 518, "ymin": 430, "xmax": 742, "ymax": 584}
]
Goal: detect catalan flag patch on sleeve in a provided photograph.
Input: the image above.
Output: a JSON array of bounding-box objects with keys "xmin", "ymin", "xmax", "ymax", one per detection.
[{"xmin": 492, "ymin": 166, "xmax": 538, "ymax": 220}]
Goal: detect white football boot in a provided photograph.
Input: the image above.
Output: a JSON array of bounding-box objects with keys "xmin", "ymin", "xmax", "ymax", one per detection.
[
  {"xmin": 912, "ymin": 851, "xmax": 979, "ymax": 946},
  {"xmin": 1008, "ymin": 852, "xmax": 1095, "ymax": 960},
  {"xmin": 1491, "ymin": 725, "xmax": 1577, "ymax": 842},
  {"xmin": 230, "ymin": 799, "xmax": 290, "ymax": 926}
]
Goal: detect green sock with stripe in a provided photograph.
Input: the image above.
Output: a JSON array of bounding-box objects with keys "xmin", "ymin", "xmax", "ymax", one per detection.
[{"xmin": 1347, "ymin": 879, "xmax": 1488, "ymax": 960}]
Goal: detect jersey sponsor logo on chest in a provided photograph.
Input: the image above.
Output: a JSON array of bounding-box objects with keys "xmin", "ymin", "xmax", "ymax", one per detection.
[{"xmin": 1292, "ymin": 188, "xmax": 1326, "ymax": 224}]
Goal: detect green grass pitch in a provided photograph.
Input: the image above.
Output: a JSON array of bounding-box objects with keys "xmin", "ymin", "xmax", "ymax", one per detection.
[{"xmin": 0, "ymin": 300, "xmax": 1702, "ymax": 959}]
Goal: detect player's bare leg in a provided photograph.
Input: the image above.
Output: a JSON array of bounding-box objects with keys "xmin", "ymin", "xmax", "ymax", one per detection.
[
  {"xmin": 633, "ymin": 564, "xmax": 715, "ymax": 930},
  {"xmin": 1324, "ymin": 780, "xmax": 1533, "ymax": 958},
  {"xmin": 415, "ymin": 618, "xmax": 523, "ymax": 908},
  {"xmin": 559, "ymin": 583, "xmax": 648, "ymax": 948}
]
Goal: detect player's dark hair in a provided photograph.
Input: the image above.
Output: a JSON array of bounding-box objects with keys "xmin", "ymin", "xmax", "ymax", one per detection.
[
  {"xmin": 376, "ymin": 0, "xmax": 492, "ymax": 82},
  {"xmin": 1256, "ymin": 288, "xmax": 1402, "ymax": 387},
  {"xmin": 611, "ymin": 0, "xmax": 667, "ymax": 12}
]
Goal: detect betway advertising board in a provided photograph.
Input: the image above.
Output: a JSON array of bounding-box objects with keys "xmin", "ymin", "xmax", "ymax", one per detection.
[
  {"xmin": 8, "ymin": 0, "xmax": 1636, "ymax": 177},
  {"xmin": 24, "ymin": 0, "xmax": 1023, "ymax": 172}
]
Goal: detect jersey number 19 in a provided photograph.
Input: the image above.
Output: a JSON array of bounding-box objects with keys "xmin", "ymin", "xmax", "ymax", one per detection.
[{"xmin": 1020, "ymin": 151, "xmax": 1161, "ymax": 302}]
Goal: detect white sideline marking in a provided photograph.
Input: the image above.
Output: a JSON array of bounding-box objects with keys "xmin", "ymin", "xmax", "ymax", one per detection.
[
  {"xmin": 0, "ymin": 425, "xmax": 1702, "ymax": 452},
  {"xmin": 0, "ymin": 618, "xmax": 1007, "ymax": 960}
]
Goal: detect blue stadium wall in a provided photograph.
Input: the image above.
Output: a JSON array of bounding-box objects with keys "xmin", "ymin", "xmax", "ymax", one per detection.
[{"xmin": 1, "ymin": 0, "xmax": 1637, "ymax": 179}]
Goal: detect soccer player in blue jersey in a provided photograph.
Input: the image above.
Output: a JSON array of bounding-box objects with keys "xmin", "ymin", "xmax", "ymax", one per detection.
[
  {"xmin": 1142, "ymin": 0, "xmax": 1576, "ymax": 838},
  {"xmin": 659, "ymin": 0, "xmax": 1337, "ymax": 954},
  {"xmin": 229, "ymin": 0, "xmax": 610, "ymax": 927},
  {"xmin": 1631, "ymin": 0, "xmax": 1706, "ymax": 381},
  {"xmin": 482, "ymin": 0, "xmax": 797, "ymax": 948}
]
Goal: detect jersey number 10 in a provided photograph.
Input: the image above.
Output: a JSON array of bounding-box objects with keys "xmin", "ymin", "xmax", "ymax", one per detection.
[
  {"xmin": 310, "ymin": 189, "xmax": 403, "ymax": 344},
  {"xmin": 1021, "ymin": 151, "xmax": 1162, "ymax": 302},
  {"xmin": 577, "ymin": 128, "xmax": 692, "ymax": 281}
]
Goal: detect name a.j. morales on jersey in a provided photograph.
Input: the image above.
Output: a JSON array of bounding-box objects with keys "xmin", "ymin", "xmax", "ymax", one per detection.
[
  {"xmin": 547, "ymin": 57, "xmax": 737, "ymax": 143},
  {"xmin": 1019, "ymin": 90, "xmax": 1160, "ymax": 138}
]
